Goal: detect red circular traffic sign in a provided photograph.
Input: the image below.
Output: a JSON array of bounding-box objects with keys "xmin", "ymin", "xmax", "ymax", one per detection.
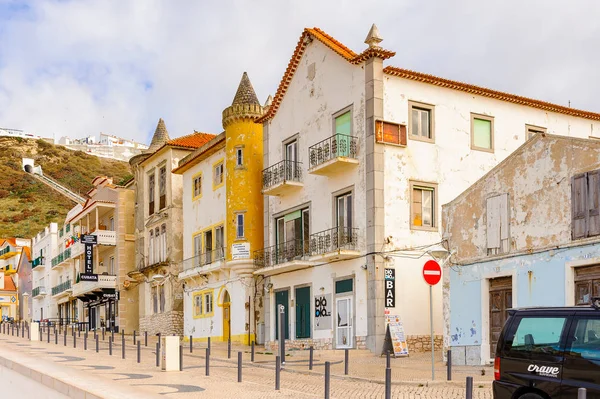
[{"xmin": 423, "ymin": 260, "xmax": 442, "ymax": 285}]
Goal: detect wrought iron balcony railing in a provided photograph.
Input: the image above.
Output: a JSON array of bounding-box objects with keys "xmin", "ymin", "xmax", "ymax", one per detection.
[
  {"xmin": 254, "ymin": 239, "xmax": 310, "ymax": 269},
  {"xmin": 182, "ymin": 247, "xmax": 226, "ymax": 272},
  {"xmin": 51, "ymin": 247, "xmax": 71, "ymax": 267},
  {"xmin": 32, "ymin": 286, "xmax": 46, "ymax": 297},
  {"xmin": 262, "ymin": 160, "xmax": 302, "ymax": 190},
  {"xmin": 308, "ymin": 134, "xmax": 358, "ymax": 169},
  {"xmin": 52, "ymin": 280, "xmax": 72, "ymax": 296},
  {"xmin": 310, "ymin": 227, "xmax": 359, "ymax": 255}
]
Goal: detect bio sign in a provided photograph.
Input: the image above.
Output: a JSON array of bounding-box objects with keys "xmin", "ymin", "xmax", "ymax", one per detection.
[
  {"xmin": 314, "ymin": 294, "xmax": 332, "ymax": 330},
  {"xmin": 384, "ymin": 268, "xmax": 395, "ymax": 308}
]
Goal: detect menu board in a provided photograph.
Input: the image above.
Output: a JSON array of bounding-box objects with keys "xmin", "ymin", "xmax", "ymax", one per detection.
[{"xmin": 385, "ymin": 314, "xmax": 409, "ymax": 357}]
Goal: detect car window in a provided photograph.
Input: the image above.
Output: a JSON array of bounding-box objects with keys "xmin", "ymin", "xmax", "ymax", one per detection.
[
  {"xmin": 568, "ymin": 317, "xmax": 600, "ymax": 361},
  {"xmin": 507, "ymin": 316, "xmax": 567, "ymax": 356}
]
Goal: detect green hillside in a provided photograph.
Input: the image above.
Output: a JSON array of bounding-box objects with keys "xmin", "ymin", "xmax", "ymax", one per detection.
[{"xmin": 0, "ymin": 137, "xmax": 132, "ymax": 238}]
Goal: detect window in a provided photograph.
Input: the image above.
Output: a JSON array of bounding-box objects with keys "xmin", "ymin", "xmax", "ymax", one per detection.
[
  {"xmin": 526, "ymin": 124, "xmax": 547, "ymax": 140},
  {"xmin": 109, "ymin": 256, "xmax": 115, "ymax": 275},
  {"xmin": 574, "ymin": 265, "xmax": 600, "ymax": 305},
  {"xmin": 193, "ymin": 294, "xmax": 203, "ymax": 317},
  {"xmin": 59, "ymin": 228, "xmax": 64, "ymax": 238},
  {"xmin": 159, "ymin": 166, "xmax": 166, "ymax": 209},
  {"xmin": 284, "ymin": 139, "xmax": 300, "ymax": 180},
  {"xmin": 507, "ymin": 316, "xmax": 567, "ymax": 356},
  {"xmin": 148, "ymin": 230, "xmax": 154, "ymax": 265},
  {"xmin": 409, "ymin": 101, "xmax": 434, "ymax": 142},
  {"xmin": 410, "ymin": 182, "xmax": 437, "ymax": 230},
  {"xmin": 337, "ymin": 193, "xmax": 353, "ymax": 245},
  {"xmin": 215, "ymin": 225, "xmax": 224, "ymax": 258},
  {"xmin": 276, "ymin": 208, "xmax": 309, "ymax": 257},
  {"xmin": 213, "ymin": 160, "xmax": 224, "ymax": 189},
  {"xmin": 569, "ymin": 317, "xmax": 600, "ymax": 360},
  {"xmin": 159, "ymin": 285, "xmax": 165, "ymax": 312},
  {"xmin": 236, "ymin": 147, "xmax": 243, "ymax": 167},
  {"xmin": 375, "ymin": 120, "xmax": 407, "ymax": 146},
  {"xmin": 204, "ymin": 229, "xmax": 213, "ymax": 264},
  {"xmin": 572, "ymin": 170, "xmax": 600, "ymax": 239},
  {"xmin": 148, "ymin": 173, "xmax": 155, "ymax": 215},
  {"xmin": 152, "ymin": 286, "xmax": 158, "ymax": 314},
  {"xmin": 193, "ymin": 173, "xmax": 202, "ymax": 200},
  {"xmin": 236, "ymin": 213, "xmax": 245, "ymax": 238},
  {"xmin": 471, "ymin": 114, "xmax": 494, "ymax": 152},
  {"xmin": 486, "ymin": 194, "xmax": 510, "ymax": 255},
  {"xmin": 66, "ymin": 224, "xmax": 70, "ymax": 233},
  {"xmin": 109, "ymin": 217, "xmax": 114, "ymax": 231},
  {"xmin": 160, "ymin": 224, "xmax": 167, "ymax": 262},
  {"xmin": 204, "ymin": 291, "xmax": 213, "ymax": 314}
]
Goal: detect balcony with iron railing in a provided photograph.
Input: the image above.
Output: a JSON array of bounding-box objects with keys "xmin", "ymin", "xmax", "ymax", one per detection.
[
  {"xmin": 0, "ymin": 245, "xmax": 17, "ymax": 260},
  {"xmin": 309, "ymin": 227, "xmax": 360, "ymax": 260},
  {"xmin": 31, "ymin": 256, "xmax": 46, "ymax": 270},
  {"xmin": 52, "ymin": 280, "xmax": 72, "ymax": 297},
  {"xmin": 51, "ymin": 247, "xmax": 71, "ymax": 268},
  {"xmin": 180, "ymin": 248, "xmax": 226, "ymax": 278},
  {"xmin": 72, "ymin": 274, "xmax": 117, "ymax": 298},
  {"xmin": 261, "ymin": 160, "xmax": 303, "ymax": 196},
  {"xmin": 253, "ymin": 239, "xmax": 313, "ymax": 276},
  {"xmin": 308, "ymin": 134, "xmax": 359, "ymax": 175},
  {"xmin": 32, "ymin": 286, "xmax": 47, "ymax": 298}
]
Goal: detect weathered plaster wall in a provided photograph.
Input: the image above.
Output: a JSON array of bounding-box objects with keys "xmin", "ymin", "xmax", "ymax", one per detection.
[
  {"xmin": 443, "ymin": 136, "xmax": 600, "ymax": 263},
  {"xmin": 263, "ymin": 39, "xmax": 368, "ymax": 344}
]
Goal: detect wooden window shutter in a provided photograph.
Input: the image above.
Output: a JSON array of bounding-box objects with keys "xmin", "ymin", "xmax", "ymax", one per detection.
[
  {"xmin": 499, "ymin": 193, "xmax": 510, "ymax": 253},
  {"xmin": 486, "ymin": 196, "xmax": 501, "ymax": 250},
  {"xmin": 588, "ymin": 170, "xmax": 600, "ymax": 237},
  {"xmin": 375, "ymin": 120, "xmax": 407, "ymax": 146},
  {"xmin": 572, "ymin": 173, "xmax": 588, "ymax": 239}
]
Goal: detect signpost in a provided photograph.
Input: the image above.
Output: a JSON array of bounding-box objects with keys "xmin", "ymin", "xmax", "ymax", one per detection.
[{"xmin": 423, "ymin": 260, "xmax": 442, "ymax": 381}]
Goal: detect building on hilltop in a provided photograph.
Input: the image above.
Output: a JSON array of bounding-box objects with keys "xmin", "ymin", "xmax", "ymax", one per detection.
[
  {"xmin": 255, "ymin": 24, "xmax": 600, "ymax": 354},
  {"xmin": 443, "ymin": 134, "xmax": 600, "ymax": 365},
  {"xmin": 128, "ymin": 120, "xmax": 215, "ymax": 335},
  {"xmin": 173, "ymin": 72, "xmax": 265, "ymax": 344},
  {"xmin": 58, "ymin": 133, "xmax": 149, "ymax": 162}
]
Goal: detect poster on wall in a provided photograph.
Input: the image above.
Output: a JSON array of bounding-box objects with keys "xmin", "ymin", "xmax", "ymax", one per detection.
[
  {"xmin": 314, "ymin": 294, "xmax": 332, "ymax": 330},
  {"xmin": 381, "ymin": 314, "xmax": 409, "ymax": 357},
  {"xmin": 231, "ymin": 243, "xmax": 250, "ymax": 259},
  {"xmin": 384, "ymin": 268, "xmax": 395, "ymax": 308}
]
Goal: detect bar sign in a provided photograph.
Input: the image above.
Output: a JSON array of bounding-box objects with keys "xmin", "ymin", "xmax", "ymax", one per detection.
[{"xmin": 384, "ymin": 268, "xmax": 395, "ymax": 308}]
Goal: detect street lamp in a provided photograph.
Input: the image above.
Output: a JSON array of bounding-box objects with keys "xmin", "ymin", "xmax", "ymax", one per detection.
[
  {"xmin": 427, "ymin": 244, "xmax": 449, "ymax": 262},
  {"xmin": 151, "ymin": 274, "xmax": 166, "ymax": 283}
]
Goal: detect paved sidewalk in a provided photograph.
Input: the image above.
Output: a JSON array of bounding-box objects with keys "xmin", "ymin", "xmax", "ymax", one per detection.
[{"xmin": 0, "ymin": 327, "xmax": 493, "ymax": 398}]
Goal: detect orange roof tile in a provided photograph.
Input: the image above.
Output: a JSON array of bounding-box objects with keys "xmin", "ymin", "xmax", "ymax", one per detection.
[
  {"xmin": 383, "ymin": 66, "xmax": 600, "ymax": 121},
  {"xmin": 2, "ymin": 275, "xmax": 16, "ymax": 291},
  {"xmin": 166, "ymin": 132, "xmax": 216, "ymax": 149},
  {"xmin": 259, "ymin": 27, "xmax": 600, "ymax": 124}
]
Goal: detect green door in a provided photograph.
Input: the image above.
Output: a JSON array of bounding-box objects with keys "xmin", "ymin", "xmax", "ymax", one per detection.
[
  {"xmin": 275, "ymin": 290, "xmax": 289, "ymax": 340},
  {"xmin": 335, "ymin": 111, "xmax": 352, "ymax": 157},
  {"xmin": 295, "ymin": 287, "xmax": 311, "ymax": 339}
]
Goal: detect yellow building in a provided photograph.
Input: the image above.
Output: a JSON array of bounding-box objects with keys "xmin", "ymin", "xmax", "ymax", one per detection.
[
  {"xmin": 174, "ymin": 72, "xmax": 265, "ymax": 344},
  {"xmin": 0, "ymin": 273, "xmax": 18, "ymax": 320}
]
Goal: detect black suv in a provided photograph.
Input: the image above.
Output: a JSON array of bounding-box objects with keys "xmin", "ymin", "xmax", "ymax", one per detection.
[{"xmin": 494, "ymin": 300, "xmax": 600, "ymax": 398}]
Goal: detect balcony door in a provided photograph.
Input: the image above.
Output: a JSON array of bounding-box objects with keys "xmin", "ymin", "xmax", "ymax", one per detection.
[
  {"xmin": 285, "ymin": 140, "xmax": 298, "ymax": 180},
  {"xmin": 334, "ymin": 110, "xmax": 352, "ymax": 157},
  {"xmin": 337, "ymin": 193, "xmax": 353, "ymax": 246},
  {"xmin": 276, "ymin": 209, "xmax": 309, "ymax": 261},
  {"xmin": 204, "ymin": 230, "xmax": 213, "ymax": 265}
]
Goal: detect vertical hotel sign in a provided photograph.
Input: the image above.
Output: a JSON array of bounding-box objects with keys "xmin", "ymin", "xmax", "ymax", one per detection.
[
  {"xmin": 384, "ymin": 268, "xmax": 395, "ymax": 308},
  {"xmin": 80, "ymin": 234, "xmax": 98, "ymax": 282}
]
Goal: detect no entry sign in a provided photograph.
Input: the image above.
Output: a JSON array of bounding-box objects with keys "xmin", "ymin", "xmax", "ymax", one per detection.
[{"xmin": 422, "ymin": 260, "xmax": 442, "ymax": 285}]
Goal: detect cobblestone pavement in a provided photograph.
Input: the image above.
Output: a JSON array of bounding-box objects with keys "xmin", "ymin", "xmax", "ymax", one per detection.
[{"xmin": 0, "ymin": 327, "xmax": 493, "ymax": 398}]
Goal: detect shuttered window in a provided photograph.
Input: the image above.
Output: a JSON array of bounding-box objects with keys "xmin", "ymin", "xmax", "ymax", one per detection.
[
  {"xmin": 376, "ymin": 120, "xmax": 407, "ymax": 146},
  {"xmin": 572, "ymin": 170, "xmax": 600, "ymax": 240},
  {"xmin": 486, "ymin": 193, "xmax": 510, "ymax": 255}
]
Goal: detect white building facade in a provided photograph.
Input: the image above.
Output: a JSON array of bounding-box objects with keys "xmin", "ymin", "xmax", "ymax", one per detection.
[
  {"xmin": 257, "ymin": 25, "xmax": 600, "ymax": 353},
  {"xmin": 31, "ymin": 223, "xmax": 59, "ymax": 322}
]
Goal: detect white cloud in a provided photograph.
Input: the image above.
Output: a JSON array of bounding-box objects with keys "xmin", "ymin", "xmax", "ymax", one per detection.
[{"xmin": 0, "ymin": 0, "xmax": 598, "ymax": 144}]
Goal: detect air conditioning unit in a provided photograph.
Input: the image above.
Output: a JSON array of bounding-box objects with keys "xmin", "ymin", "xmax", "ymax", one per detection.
[{"xmin": 256, "ymin": 322, "xmax": 265, "ymax": 345}]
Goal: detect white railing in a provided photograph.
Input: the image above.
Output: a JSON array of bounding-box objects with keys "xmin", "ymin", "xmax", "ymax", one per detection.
[
  {"xmin": 71, "ymin": 275, "xmax": 117, "ymax": 297},
  {"xmin": 92, "ymin": 230, "xmax": 117, "ymax": 245}
]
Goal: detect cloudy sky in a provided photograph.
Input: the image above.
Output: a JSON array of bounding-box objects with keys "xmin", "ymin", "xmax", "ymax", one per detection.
[{"xmin": 0, "ymin": 0, "xmax": 598, "ymax": 144}]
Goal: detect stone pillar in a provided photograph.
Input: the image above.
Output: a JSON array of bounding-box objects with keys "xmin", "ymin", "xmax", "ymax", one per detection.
[{"xmin": 365, "ymin": 56, "xmax": 386, "ymax": 353}]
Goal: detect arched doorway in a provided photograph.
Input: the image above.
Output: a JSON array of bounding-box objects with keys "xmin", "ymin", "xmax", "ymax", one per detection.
[{"xmin": 222, "ymin": 290, "xmax": 231, "ymax": 341}]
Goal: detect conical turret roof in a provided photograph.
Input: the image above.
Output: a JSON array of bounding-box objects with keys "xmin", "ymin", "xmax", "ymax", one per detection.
[
  {"xmin": 232, "ymin": 72, "xmax": 260, "ymax": 106},
  {"xmin": 146, "ymin": 118, "xmax": 170, "ymax": 153}
]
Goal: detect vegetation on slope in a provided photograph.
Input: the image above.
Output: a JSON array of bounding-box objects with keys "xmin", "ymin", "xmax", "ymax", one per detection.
[{"xmin": 0, "ymin": 137, "xmax": 132, "ymax": 238}]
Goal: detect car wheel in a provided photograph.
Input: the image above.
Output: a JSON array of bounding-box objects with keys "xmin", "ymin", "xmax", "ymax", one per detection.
[{"xmin": 518, "ymin": 394, "xmax": 544, "ymax": 399}]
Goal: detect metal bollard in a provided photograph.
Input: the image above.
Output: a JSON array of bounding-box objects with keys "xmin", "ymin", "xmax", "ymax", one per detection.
[
  {"xmin": 63, "ymin": 330, "xmax": 67, "ymax": 346},
  {"xmin": 156, "ymin": 342, "xmax": 160, "ymax": 367},
  {"xmin": 109, "ymin": 337, "xmax": 113, "ymax": 356},
  {"xmin": 190, "ymin": 335, "xmax": 193, "ymax": 353},
  {"xmin": 205, "ymin": 347, "xmax": 210, "ymax": 376},
  {"xmin": 179, "ymin": 345, "xmax": 183, "ymax": 371},
  {"xmin": 207, "ymin": 336, "xmax": 211, "ymax": 356},
  {"xmin": 73, "ymin": 334, "xmax": 76, "ymax": 348},
  {"xmin": 23, "ymin": 323, "xmax": 26, "ymax": 338},
  {"xmin": 466, "ymin": 376, "xmax": 473, "ymax": 399},
  {"xmin": 96, "ymin": 335, "xmax": 99, "ymax": 353},
  {"xmin": 122, "ymin": 334, "xmax": 125, "ymax": 359},
  {"xmin": 111, "ymin": 329, "xmax": 114, "ymax": 343},
  {"xmin": 579, "ymin": 388, "xmax": 587, "ymax": 399},
  {"xmin": 47, "ymin": 326, "xmax": 50, "ymax": 343},
  {"xmin": 102, "ymin": 328, "xmax": 105, "ymax": 341},
  {"xmin": 251, "ymin": 341, "xmax": 255, "ymax": 362},
  {"xmin": 137, "ymin": 341, "xmax": 141, "ymax": 363},
  {"xmin": 228, "ymin": 339, "xmax": 231, "ymax": 359},
  {"xmin": 133, "ymin": 330, "xmax": 136, "ymax": 345},
  {"xmin": 309, "ymin": 346, "xmax": 314, "ymax": 370},
  {"xmin": 145, "ymin": 331, "xmax": 148, "ymax": 347},
  {"xmin": 84, "ymin": 334, "xmax": 87, "ymax": 350},
  {"xmin": 238, "ymin": 351, "xmax": 242, "ymax": 382},
  {"xmin": 385, "ymin": 366, "xmax": 392, "ymax": 399},
  {"xmin": 55, "ymin": 330, "xmax": 58, "ymax": 345},
  {"xmin": 324, "ymin": 361, "xmax": 331, "ymax": 399},
  {"xmin": 386, "ymin": 350, "xmax": 391, "ymax": 369},
  {"xmin": 447, "ymin": 350, "xmax": 452, "ymax": 381},
  {"xmin": 345, "ymin": 348, "xmax": 349, "ymax": 375},
  {"xmin": 275, "ymin": 356, "xmax": 281, "ymax": 391}
]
